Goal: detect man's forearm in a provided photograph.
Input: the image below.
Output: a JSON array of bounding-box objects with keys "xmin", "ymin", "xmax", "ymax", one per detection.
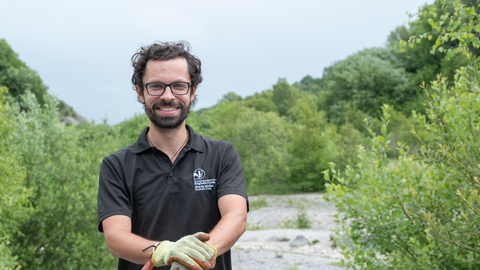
[
  {"xmin": 208, "ymin": 195, "xmax": 248, "ymax": 255},
  {"xmin": 103, "ymin": 216, "xmax": 157, "ymax": 265},
  {"xmin": 209, "ymin": 214, "xmax": 246, "ymax": 255}
]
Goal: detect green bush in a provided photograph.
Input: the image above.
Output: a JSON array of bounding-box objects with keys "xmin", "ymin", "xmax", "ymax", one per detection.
[
  {"xmin": 0, "ymin": 87, "xmax": 29, "ymax": 269},
  {"xmin": 325, "ymin": 1, "xmax": 480, "ymax": 267},
  {"xmin": 326, "ymin": 74, "xmax": 480, "ymax": 267},
  {"xmin": 116, "ymin": 112, "xmax": 149, "ymax": 146},
  {"xmin": 325, "ymin": 105, "xmax": 476, "ymax": 269},
  {"xmin": 410, "ymin": 52, "xmax": 480, "ymax": 258},
  {"xmin": 5, "ymin": 91, "xmax": 118, "ymax": 269}
]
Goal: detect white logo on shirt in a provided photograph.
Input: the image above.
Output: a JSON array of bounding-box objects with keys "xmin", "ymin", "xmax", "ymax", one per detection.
[
  {"xmin": 193, "ymin": 169, "xmax": 205, "ymax": 180},
  {"xmin": 193, "ymin": 168, "xmax": 216, "ymax": 191}
]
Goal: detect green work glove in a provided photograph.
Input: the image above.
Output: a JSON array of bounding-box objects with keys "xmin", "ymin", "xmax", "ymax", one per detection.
[
  {"xmin": 170, "ymin": 261, "xmax": 200, "ymax": 270},
  {"xmin": 152, "ymin": 232, "xmax": 217, "ymax": 270}
]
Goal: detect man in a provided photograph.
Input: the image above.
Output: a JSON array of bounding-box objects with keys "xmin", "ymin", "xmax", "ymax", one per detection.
[{"xmin": 97, "ymin": 41, "xmax": 248, "ymax": 270}]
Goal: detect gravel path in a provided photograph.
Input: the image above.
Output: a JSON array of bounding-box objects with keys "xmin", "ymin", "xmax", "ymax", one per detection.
[{"xmin": 231, "ymin": 194, "xmax": 343, "ymax": 270}]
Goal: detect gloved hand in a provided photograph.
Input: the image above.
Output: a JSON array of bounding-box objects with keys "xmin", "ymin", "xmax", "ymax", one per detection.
[
  {"xmin": 152, "ymin": 232, "xmax": 217, "ymax": 270},
  {"xmin": 170, "ymin": 261, "xmax": 201, "ymax": 270}
]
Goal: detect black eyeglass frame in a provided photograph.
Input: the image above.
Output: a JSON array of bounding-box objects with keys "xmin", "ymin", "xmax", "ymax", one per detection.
[{"xmin": 144, "ymin": 81, "xmax": 192, "ymax": 96}]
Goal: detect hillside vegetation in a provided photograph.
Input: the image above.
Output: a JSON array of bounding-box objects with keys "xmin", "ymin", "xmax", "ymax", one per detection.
[{"xmin": 1, "ymin": 0, "xmax": 479, "ymax": 268}]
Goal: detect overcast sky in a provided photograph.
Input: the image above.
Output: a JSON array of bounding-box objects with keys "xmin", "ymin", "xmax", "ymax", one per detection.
[{"xmin": 1, "ymin": 0, "xmax": 432, "ymax": 125}]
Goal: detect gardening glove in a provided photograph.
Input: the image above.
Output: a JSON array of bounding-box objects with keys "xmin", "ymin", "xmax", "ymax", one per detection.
[
  {"xmin": 152, "ymin": 232, "xmax": 217, "ymax": 270},
  {"xmin": 171, "ymin": 261, "xmax": 202, "ymax": 270}
]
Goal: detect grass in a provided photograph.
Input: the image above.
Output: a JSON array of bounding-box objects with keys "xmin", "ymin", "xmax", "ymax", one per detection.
[
  {"xmin": 276, "ymin": 204, "xmax": 312, "ymax": 229},
  {"xmin": 246, "ymin": 223, "xmax": 265, "ymax": 230},
  {"xmin": 280, "ymin": 219, "xmax": 295, "ymax": 228},
  {"xmin": 248, "ymin": 195, "xmax": 316, "ymax": 229},
  {"xmin": 249, "ymin": 197, "xmax": 268, "ymax": 211},
  {"xmin": 286, "ymin": 196, "xmax": 294, "ymax": 206},
  {"xmin": 295, "ymin": 204, "xmax": 311, "ymax": 229}
]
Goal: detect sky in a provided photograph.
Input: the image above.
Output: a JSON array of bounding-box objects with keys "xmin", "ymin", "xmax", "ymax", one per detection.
[{"xmin": 0, "ymin": 0, "xmax": 433, "ymax": 125}]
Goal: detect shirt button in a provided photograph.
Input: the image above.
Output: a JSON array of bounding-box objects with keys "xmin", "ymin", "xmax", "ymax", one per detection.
[
  {"xmin": 169, "ymin": 172, "xmax": 174, "ymax": 177},
  {"xmin": 162, "ymin": 158, "xmax": 167, "ymax": 162}
]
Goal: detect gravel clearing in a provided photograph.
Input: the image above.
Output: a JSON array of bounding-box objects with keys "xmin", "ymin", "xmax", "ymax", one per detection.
[{"xmin": 231, "ymin": 193, "xmax": 343, "ymax": 270}]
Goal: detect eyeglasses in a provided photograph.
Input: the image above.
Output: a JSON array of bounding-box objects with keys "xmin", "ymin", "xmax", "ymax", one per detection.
[{"xmin": 144, "ymin": 82, "xmax": 191, "ymax": 96}]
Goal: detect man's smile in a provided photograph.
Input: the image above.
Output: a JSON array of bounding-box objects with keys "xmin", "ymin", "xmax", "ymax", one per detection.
[
  {"xmin": 153, "ymin": 103, "xmax": 182, "ymax": 116},
  {"xmin": 158, "ymin": 107, "xmax": 178, "ymax": 112}
]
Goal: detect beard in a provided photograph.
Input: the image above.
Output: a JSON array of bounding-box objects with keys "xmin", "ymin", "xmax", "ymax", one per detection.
[{"xmin": 145, "ymin": 100, "xmax": 191, "ymax": 130}]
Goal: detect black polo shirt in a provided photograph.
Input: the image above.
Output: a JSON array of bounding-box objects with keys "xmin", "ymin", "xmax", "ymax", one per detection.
[{"xmin": 97, "ymin": 125, "xmax": 248, "ymax": 270}]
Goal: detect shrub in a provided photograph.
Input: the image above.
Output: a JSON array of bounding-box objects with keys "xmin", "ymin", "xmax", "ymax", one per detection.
[
  {"xmin": 7, "ymin": 91, "xmax": 118, "ymax": 269},
  {"xmin": 325, "ymin": 101, "xmax": 480, "ymax": 269},
  {"xmin": 325, "ymin": 1, "xmax": 480, "ymax": 267}
]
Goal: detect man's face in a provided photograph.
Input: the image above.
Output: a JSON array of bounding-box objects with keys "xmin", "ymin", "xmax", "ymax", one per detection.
[{"xmin": 136, "ymin": 57, "xmax": 196, "ymax": 129}]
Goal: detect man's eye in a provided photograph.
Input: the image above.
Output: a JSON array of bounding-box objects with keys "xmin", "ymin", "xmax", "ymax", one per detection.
[
  {"xmin": 149, "ymin": 84, "xmax": 163, "ymax": 90},
  {"xmin": 172, "ymin": 83, "xmax": 187, "ymax": 89}
]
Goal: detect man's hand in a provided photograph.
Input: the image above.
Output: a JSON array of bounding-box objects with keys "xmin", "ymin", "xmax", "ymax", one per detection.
[
  {"xmin": 170, "ymin": 261, "xmax": 201, "ymax": 270},
  {"xmin": 152, "ymin": 232, "xmax": 217, "ymax": 270}
]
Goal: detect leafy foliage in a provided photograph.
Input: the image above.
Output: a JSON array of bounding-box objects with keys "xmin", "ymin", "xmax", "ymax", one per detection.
[
  {"xmin": 0, "ymin": 87, "xmax": 29, "ymax": 269},
  {"xmin": 271, "ymin": 78, "xmax": 299, "ymax": 117},
  {"xmin": 325, "ymin": 105, "xmax": 478, "ymax": 269},
  {"xmin": 288, "ymin": 95, "xmax": 331, "ymax": 191},
  {"xmin": 411, "ymin": 52, "xmax": 480, "ymax": 257},
  {"xmin": 116, "ymin": 112, "xmax": 150, "ymax": 146},
  {"xmin": 320, "ymin": 47, "xmax": 413, "ymax": 123},
  {"xmin": 326, "ymin": 0, "xmax": 480, "ymax": 268},
  {"xmin": 401, "ymin": 0, "xmax": 480, "ymax": 58},
  {"xmin": 0, "ymin": 39, "xmax": 48, "ymax": 105},
  {"xmin": 7, "ymin": 91, "xmax": 119, "ymax": 269}
]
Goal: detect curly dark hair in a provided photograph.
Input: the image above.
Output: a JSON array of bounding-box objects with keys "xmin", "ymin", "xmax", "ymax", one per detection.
[{"xmin": 131, "ymin": 41, "xmax": 202, "ymax": 104}]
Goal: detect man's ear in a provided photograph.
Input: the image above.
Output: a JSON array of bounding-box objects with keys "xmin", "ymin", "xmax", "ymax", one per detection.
[
  {"xmin": 190, "ymin": 85, "xmax": 197, "ymax": 100},
  {"xmin": 135, "ymin": 85, "xmax": 145, "ymax": 104}
]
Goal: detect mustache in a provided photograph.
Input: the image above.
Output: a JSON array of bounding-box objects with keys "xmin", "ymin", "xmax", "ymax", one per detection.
[{"xmin": 151, "ymin": 101, "xmax": 184, "ymax": 109}]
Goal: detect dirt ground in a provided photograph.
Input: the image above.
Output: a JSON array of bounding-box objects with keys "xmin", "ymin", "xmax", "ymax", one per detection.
[{"xmin": 231, "ymin": 193, "xmax": 343, "ymax": 270}]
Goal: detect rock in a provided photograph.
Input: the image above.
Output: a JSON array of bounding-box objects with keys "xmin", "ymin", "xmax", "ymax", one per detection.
[
  {"xmin": 289, "ymin": 235, "xmax": 309, "ymax": 247},
  {"xmin": 59, "ymin": 100, "xmax": 87, "ymax": 126}
]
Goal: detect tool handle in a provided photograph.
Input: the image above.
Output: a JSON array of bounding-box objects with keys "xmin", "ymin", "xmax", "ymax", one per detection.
[{"xmin": 141, "ymin": 259, "xmax": 155, "ymax": 270}]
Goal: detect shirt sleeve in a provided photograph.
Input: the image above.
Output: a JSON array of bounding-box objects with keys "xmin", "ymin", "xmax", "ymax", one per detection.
[
  {"xmin": 97, "ymin": 155, "xmax": 132, "ymax": 232},
  {"xmin": 216, "ymin": 142, "xmax": 249, "ymax": 211}
]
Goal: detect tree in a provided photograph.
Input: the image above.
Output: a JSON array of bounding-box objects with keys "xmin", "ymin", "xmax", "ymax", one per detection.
[
  {"xmin": 218, "ymin": 92, "xmax": 243, "ymax": 103},
  {"xmin": 288, "ymin": 95, "xmax": 332, "ymax": 191},
  {"xmin": 0, "ymin": 39, "xmax": 48, "ymax": 105},
  {"xmin": 320, "ymin": 47, "xmax": 413, "ymax": 124},
  {"xmin": 293, "ymin": 75, "xmax": 323, "ymax": 95},
  {"xmin": 271, "ymin": 78, "xmax": 299, "ymax": 117},
  {"xmin": 401, "ymin": 0, "xmax": 480, "ymax": 59},
  {"xmin": 233, "ymin": 109, "xmax": 291, "ymax": 193},
  {"xmin": 388, "ymin": 2, "xmax": 472, "ymax": 114},
  {"xmin": 208, "ymin": 100, "xmax": 247, "ymax": 143},
  {"xmin": 243, "ymin": 91, "xmax": 278, "ymax": 113}
]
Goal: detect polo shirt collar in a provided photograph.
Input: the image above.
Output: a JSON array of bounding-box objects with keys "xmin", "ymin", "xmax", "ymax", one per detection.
[
  {"xmin": 186, "ymin": 125, "xmax": 204, "ymax": 153},
  {"xmin": 133, "ymin": 127, "xmax": 151, "ymax": 154},
  {"xmin": 132, "ymin": 125, "xmax": 205, "ymax": 154}
]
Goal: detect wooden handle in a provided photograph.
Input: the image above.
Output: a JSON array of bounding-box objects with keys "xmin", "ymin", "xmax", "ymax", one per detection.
[{"xmin": 141, "ymin": 259, "xmax": 155, "ymax": 270}]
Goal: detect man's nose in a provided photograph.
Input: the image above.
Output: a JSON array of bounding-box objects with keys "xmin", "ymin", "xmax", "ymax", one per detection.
[{"xmin": 161, "ymin": 86, "xmax": 176, "ymax": 100}]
